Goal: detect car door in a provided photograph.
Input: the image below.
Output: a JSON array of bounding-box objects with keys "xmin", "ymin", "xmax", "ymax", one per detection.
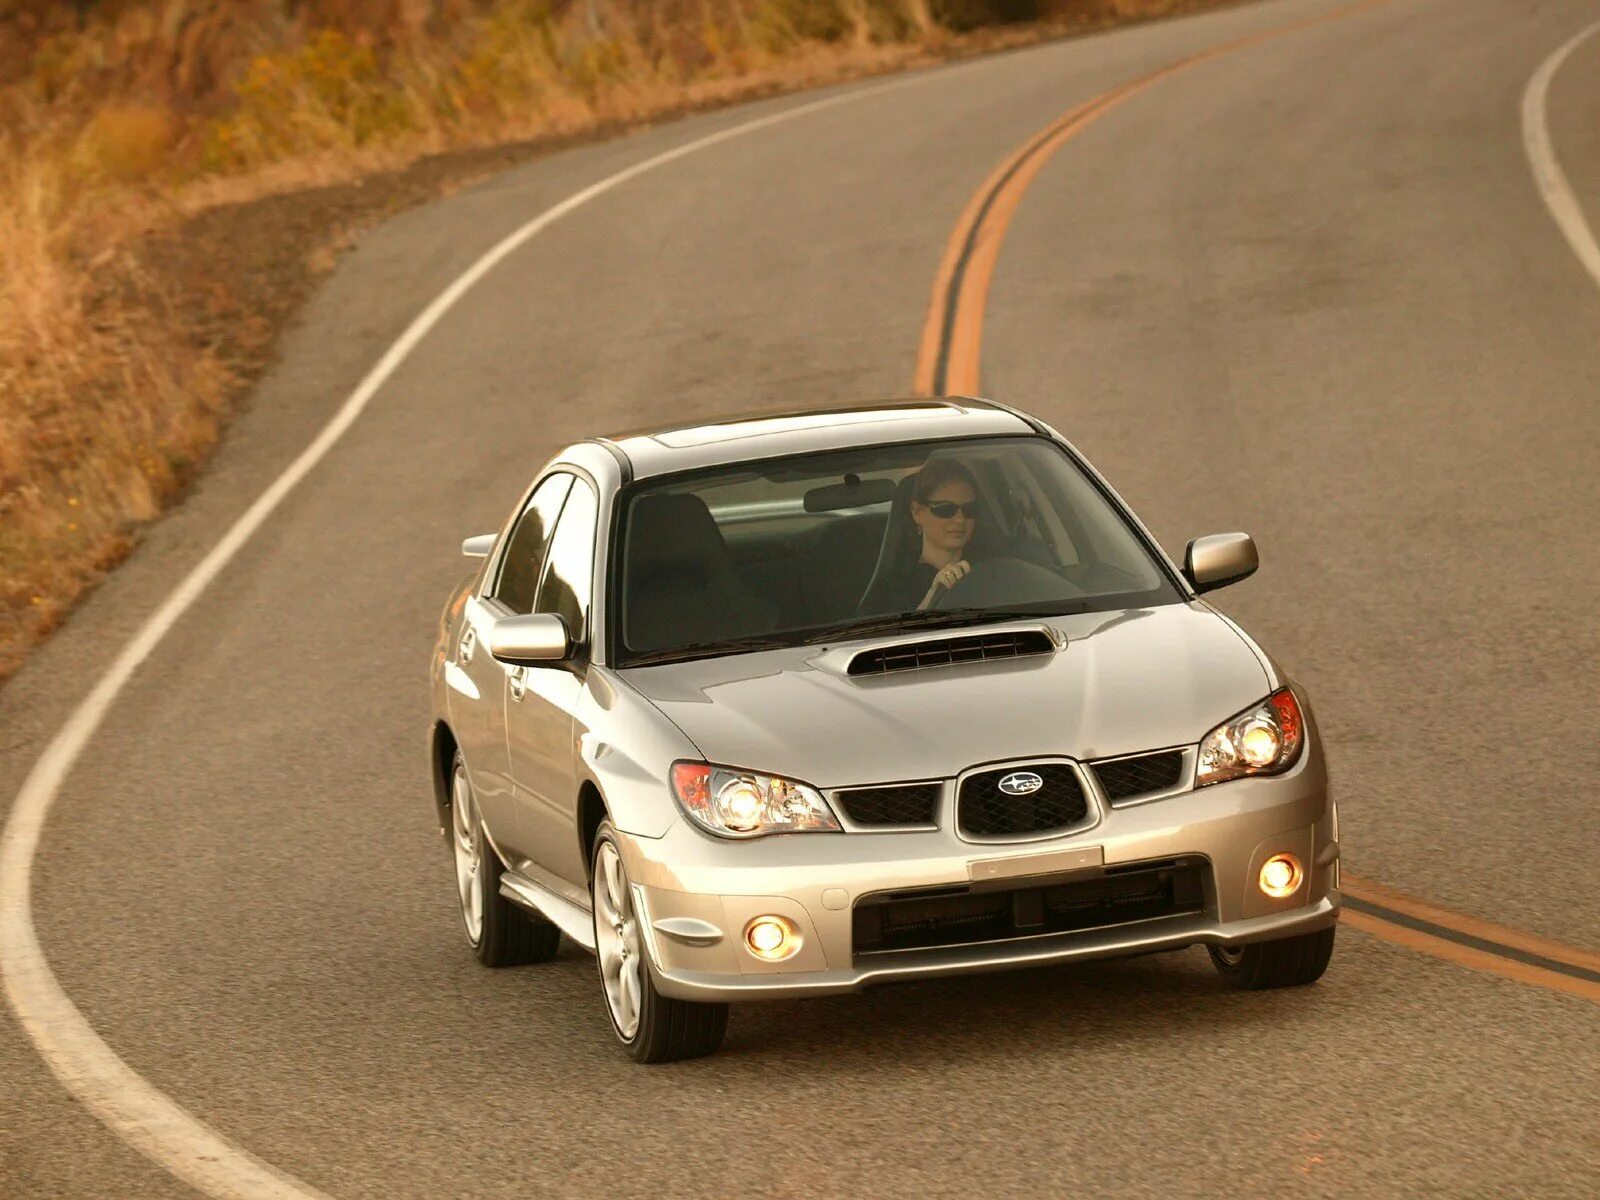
[
  {"xmin": 503, "ymin": 475, "xmax": 598, "ymax": 899},
  {"xmin": 457, "ymin": 472, "xmax": 572, "ymax": 846}
]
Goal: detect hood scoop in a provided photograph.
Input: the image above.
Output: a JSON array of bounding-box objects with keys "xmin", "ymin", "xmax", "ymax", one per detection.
[{"xmin": 846, "ymin": 627, "xmax": 1059, "ymax": 677}]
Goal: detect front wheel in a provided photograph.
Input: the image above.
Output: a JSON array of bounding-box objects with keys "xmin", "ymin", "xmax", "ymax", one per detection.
[
  {"xmin": 592, "ymin": 821, "xmax": 727, "ymax": 1062},
  {"xmin": 1208, "ymin": 926, "xmax": 1335, "ymax": 990}
]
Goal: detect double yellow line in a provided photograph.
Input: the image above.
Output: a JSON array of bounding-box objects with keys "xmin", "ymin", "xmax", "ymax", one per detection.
[
  {"xmin": 911, "ymin": 0, "xmax": 1600, "ymax": 1003},
  {"xmin": 915, "ymin": 0, "xmax": 1387, "ymax": 397},
  {"xmin": 1342, "ymin": 875, "xmax": 1600, "ymax": 1002}
]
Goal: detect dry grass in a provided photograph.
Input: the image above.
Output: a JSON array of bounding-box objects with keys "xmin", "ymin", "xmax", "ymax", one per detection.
[{"xmin": 0, "ymin": 0, "xmax": 1211, "ymax": 681}]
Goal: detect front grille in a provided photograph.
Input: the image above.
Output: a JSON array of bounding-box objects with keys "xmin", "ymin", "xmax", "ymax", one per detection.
[
  {"xmin": 853, "ymin": 859, "xmax": 1208, "ymax": 956},
  {"xmin": 1092, "ymin": 750, "xmax": 1186, "ymax": 803},
  {"xmin": 847, "ymin": 629, "xmax": 1054, "ymax": 676},
  {"xmin": 958, "ymin": 763, "xmax": 1087, "ymax": 838},
  {"xmin": 836, "ymin": 783, "xmax": 941, "ymax": 826}
]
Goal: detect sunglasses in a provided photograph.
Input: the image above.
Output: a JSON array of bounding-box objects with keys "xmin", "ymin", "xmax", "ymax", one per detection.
[{"xmin": 925, "ymin": 500, "xmax": 982, "ymax": 519}]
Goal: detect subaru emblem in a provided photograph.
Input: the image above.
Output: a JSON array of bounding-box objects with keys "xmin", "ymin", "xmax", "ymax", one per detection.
[{"xmin": 998, "ymin": 771, "xmax": 1044, "ymax": 796}]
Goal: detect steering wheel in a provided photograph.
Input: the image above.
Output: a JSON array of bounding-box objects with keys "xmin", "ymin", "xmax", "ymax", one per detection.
[{"xmin": 919, "ymin": 556, "xmax": 1086, "ymax": 611}]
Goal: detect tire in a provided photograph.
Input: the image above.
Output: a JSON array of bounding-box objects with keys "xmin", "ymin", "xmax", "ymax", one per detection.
[
  {"xmin": 448, "ymin": 754, "xmax": 561, "ymax": 968},
  {"xmin": 1208, "ymin": 926, "xmax": 1335, "ymax": 990},
  {"xmin": 591, "ymin": 821, "xmax": 728, "ymax": 1063}
]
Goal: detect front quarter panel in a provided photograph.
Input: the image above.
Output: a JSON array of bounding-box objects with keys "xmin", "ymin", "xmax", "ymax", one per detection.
[
  {"xmin": 431, "ymin": 574, "xmax": 475, "ymax": 713},
  {"xmin": 575, "ymin": 666, "xmax": 703, "ymax": 839},
  {"xmin": 427, "ymin": 574, "xmax": 478, "ymax": 825}
]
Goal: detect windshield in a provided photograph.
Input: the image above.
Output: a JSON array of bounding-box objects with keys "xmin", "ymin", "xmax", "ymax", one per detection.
[{"xmin": 612, "ymin": 435, "xmax": 1180, "ymax": 666}]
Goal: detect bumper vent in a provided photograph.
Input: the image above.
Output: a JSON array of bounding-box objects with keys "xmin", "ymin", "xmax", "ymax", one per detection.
[
  {"xmin": 847, "ymin": 628, "xmax": 1054, "ymax": 676},
  {"xmin": 958, "ymin": 763, "xmax": 1088, "ymax": 838},
  {"xmin": 836, "ymin": 783, "xmax": 941, "ymax": 827},
  {"xmin": 853, "ymin": 859, "xmax": 1208, "ymax": 956},
  {"xmin": 1092, "ymin": 750, "xmax": 1186, "ymax": 803}
]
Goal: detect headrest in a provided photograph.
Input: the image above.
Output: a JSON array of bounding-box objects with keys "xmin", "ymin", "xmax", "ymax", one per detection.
[
  {"xmin": 882, "ymin": 472, "xmax": 921, "ymax": 569},
  {"xmin": 625, "ymin": 493, "xmax": 732, "ymax": 579}
]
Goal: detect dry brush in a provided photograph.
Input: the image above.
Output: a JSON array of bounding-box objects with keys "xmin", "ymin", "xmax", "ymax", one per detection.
[{"xmin": 0, "ymin": 0, "xmax": 1204, "ymax": 679}]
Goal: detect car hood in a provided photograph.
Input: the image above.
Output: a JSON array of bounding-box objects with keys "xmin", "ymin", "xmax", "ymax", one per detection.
[{"xmin": 619, "ymin": 603, "xmax": 1271, "ymax": 788}]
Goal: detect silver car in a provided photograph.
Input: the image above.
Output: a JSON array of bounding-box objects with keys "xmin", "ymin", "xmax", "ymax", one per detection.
[{"xmin": 428, "ymin": 399, "xmax": 1338, "ymax": 1062}]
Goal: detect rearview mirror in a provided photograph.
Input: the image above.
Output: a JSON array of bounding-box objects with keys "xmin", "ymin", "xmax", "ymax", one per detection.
[
  {"xmin": 1184, "ymin": 532, "xmax": 1259, "ymax": 595},
  {"xmin": 803, "ymin": 476, "xmax": 898, "ymax": 512},
  {"xmin": 488, "ymin": 613, "xmax": 571, "ymax": 665},
  {"xmin": 461, "ymin": 533, "xmax": 496, "ymax": 559}
]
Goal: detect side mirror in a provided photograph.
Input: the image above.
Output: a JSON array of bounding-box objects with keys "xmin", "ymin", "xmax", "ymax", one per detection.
[
  {"xmin": 488, "ymin": 613, "xmax": 571, "ymax": 666},
  {"xmin": 461, "ymin": 534, "xmax": 496, "ymax": 559},
  {"xmin": 1184, "ymin": 532, "xmax": 1259, "ymax": 595}
]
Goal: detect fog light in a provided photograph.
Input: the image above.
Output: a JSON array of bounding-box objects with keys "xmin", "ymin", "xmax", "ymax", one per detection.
[
  {"xmin": 744, "ymin": 915, "xmax": 801, "ymax": 961},
  {"xmin": 1258, "ymin": 853, "xmax": 1303, "ymax": 899}
]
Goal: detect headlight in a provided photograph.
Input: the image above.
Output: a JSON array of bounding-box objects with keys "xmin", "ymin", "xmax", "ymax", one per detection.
[
  {"xmin": 1196, "ymin": 688, "xmax": 1305, "ymax": 787},
  {"xmin": 670, "ymin": 762, "xmax": 841, "ymax": 838}
]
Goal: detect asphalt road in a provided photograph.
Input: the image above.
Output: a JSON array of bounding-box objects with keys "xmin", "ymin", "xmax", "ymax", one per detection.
[{"xmin": 3, "ymin": 0, "xmax": 1599, "ymax": 1195}]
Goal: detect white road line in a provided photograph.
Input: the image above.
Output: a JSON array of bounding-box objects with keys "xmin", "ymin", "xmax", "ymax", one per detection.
[
  {"xmin": 1522, "ymin": 19, "xmax": 1600, "ymax": 289},
  {"xmin": 0, "ymin": 63, "xmax": 980, "ymax": 1200}
]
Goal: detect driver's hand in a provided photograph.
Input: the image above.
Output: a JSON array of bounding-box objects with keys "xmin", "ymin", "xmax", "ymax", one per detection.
[{"xmin": 935, "ymin": 561, "xmax": 972, "ymax": 590}]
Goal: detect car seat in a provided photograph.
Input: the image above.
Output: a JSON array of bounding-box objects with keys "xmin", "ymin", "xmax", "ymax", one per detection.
[
  {"xmin": 856, "ymin": 474, "xmax": 922, "ymax": 615},
  {"xmin": 623, "ymin": 493, "xmax": 777, "ymax": 653},
  {"xmin": 798, "ymin": 513, "xmax": 888, "ymax": 625}
]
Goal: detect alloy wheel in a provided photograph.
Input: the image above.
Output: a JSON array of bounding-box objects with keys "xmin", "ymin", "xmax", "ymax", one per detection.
[
  {"xmin": 593, "ymin": 841, "xmax": 643, "ymax": 1040},
  {"xmin": 451, "ymin": 765, "xmax": 485, "ymax": 944}
]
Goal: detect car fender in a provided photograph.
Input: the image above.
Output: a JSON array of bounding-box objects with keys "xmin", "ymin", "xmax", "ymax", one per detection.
[
  {"xmin": 574, "ymin": 667, "xmax": 702, "ymax": 838},
  {"xmin": 1201, "ymin": 601, "xmax": 1286, "ymax": 691},
  {"xmin": 427, "ymin": 575, "xmax": 477, "ymax": 832}
]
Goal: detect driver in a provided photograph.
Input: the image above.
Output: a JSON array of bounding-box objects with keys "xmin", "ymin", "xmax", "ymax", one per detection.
[{"xmin": 860, "ymin": 459, "xmax": 982, "ymax": 614}]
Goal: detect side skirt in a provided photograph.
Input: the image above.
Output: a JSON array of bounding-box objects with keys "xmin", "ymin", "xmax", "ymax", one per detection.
[{"xmin": 500, "ymin": 869, "xmax": 597, "ymax": 952}]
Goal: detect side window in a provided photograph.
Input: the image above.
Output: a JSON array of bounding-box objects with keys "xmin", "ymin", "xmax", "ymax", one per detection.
[
  {"xmin": 492, "ymin": 474, "xmax": 572, "ymax": 614},
  {"xmin": 534, "ymin": 479, "xmax": 599, "ymax": 644}
]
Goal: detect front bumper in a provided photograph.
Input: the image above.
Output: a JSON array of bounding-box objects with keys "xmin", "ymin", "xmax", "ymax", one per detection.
[{"xmin": 617, "ymin": 749, "xmax": 1338, "ymax": 1003}]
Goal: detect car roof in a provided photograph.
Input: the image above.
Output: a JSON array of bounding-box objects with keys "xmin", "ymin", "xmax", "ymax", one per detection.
[{"xmin": 598, "ymin": 397, "xmax": 1037, "ymax": 480}]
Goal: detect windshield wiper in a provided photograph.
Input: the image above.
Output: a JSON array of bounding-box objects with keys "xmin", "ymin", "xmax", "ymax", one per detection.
[
  {"xmin": 799, "ymin": 608, "xmax": 1053, "ymax": 646},
  {"xmin": 620, "ymin": 634, "xmax": 801, "ymax": 668}
]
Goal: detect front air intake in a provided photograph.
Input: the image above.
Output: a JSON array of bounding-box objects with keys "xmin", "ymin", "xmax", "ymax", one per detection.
[
  {"xmin": 835, "ymin": 783, "xmax": 941, "ymax": 827},
  {"xmin": 1092, "ymin": 750, "xmax": 1186, "ymax": 804},
  {"xmin": 847, "ymin": 628, "xmax": 1055, "ymax": 676}
]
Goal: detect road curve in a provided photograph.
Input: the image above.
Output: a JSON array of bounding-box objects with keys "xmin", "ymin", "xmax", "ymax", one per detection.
[{"xmin": 3, "ymin": 0, "xmax": 1599, "ymax": 1196}]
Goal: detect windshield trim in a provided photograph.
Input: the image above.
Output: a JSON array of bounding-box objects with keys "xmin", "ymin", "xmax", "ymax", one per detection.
[{"xmin": 604, "ymin": 432, "xmax": 1185, "ymax": 670}]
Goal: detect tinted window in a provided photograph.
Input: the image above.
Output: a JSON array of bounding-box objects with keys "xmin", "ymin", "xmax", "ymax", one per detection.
[
  {"xmin": 535, "ymin": 478, "xmax": 598, "ymax": 643},
  {"xmin": 492, "ymin": 474, "xmax": 572, "ymax": 613}
]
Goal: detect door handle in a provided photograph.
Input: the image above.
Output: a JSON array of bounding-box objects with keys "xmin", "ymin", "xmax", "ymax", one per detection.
[{"xmin": 508, "ymin": 666, "xmax": 528, "ymax": 701}]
